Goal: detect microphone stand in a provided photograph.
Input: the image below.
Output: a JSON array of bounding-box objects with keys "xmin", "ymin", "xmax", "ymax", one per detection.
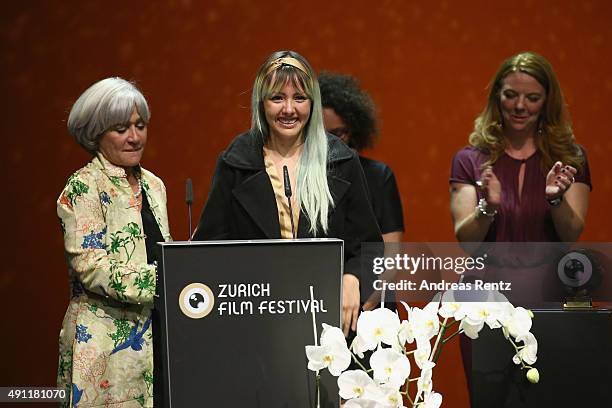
[
  {"xmin": 186, "ymin": 178, "xmax": 193, "ymax": 240},
  {"xmin": 283, "ymin": 166, "xmax": 296, "ymax": 239}
]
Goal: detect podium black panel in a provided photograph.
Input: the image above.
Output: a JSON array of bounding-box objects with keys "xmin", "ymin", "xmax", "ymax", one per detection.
[
  {"xmin": 471, "ymin": 309, "xmax": 612, "ymax": 407},
  {"xmin": 155, "ymin": 239, "xmax": 342, "ymax": 408}
]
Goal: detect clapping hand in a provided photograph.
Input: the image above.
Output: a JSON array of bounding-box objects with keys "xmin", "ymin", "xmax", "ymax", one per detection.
[
  {"xmin": 477, "ymin": 166, "xmax": 502, "ymax": 208},
  {"xmin": 545, "ymin": 161, "xmax": 576, "ymax": 200}
]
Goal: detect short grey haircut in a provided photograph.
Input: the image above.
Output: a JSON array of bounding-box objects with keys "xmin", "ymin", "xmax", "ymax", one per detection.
[{"xmin": 67, "ymin": 77, "xmax": 150, "ymax": 154}]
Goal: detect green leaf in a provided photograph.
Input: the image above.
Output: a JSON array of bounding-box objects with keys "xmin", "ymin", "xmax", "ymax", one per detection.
[
  {"xmin": 66, "ymin": 177, "xmax": 89, "ymax": 205},
  {"xmin": 108, "ymin": 176, "xmax": 123, "ymax": 187},
  {"xmin": 109, "ymin": 277, "xmax": 127, "ymax": 300},
  {"xmin": 123, "ymin": 222, "xmax": 142, "ymax": 238},
  {"xmin": 135, "ymin": 269, "xmax": 155, "ymax": 297},
  {"xmin": 109, "ymin": 232, "xmax": 123, "ymax": 254},
  {"xmin": 108, "ymin": 319, "xmax": 131, "ymax": 347}
]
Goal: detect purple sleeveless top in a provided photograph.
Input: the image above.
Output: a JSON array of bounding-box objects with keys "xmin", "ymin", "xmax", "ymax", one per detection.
[{"xmin": 450, "ymin": 146, "xmax": 592, "ymax": 242}]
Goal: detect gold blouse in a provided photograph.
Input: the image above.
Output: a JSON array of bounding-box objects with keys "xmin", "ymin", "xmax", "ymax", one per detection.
[{"xmin": 263, "ymin": 147, "xmax": 301, "ymax": 239}]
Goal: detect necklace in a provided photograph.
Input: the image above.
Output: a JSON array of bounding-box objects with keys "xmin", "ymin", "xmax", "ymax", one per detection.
[{"xmin": 132, "ymin": 174, "xmax": 143, "ymax": 199}]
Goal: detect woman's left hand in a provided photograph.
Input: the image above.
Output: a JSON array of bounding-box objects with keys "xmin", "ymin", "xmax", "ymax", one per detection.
[
  {"xmin": 545, "ymin": 161, "xmax": 577, "ymax": 200},
  {"xmin": 342, "ymin": 273, "xmax": 360, "ymax": 336}
]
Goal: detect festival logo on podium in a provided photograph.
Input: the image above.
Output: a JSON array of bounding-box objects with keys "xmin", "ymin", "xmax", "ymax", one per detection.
[{"xmin": 179, "ymin": 283, "xmax": 215, "ymax": 319}]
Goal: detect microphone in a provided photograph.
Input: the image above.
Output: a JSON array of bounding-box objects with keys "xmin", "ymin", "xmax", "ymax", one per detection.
[
  {"xmin": 186, "ymin": 178, "xmax": 193, "ymax": 240},
  {"xmin": 283, "ymin": 165, "xmax": 292, "ymax": 198},
  {"xmin": 282, "ymin": 166, "xmax": 296, "ymax": 239}
]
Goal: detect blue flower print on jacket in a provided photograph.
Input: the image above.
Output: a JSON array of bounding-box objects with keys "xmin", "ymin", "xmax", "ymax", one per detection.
[
  {"xmin": 81, "ymin": 226, "xmax": 107, "ymax": 250},
  {"xmin": 75, "ymin": 325, "xmax": 92, "ymax": 343},
  {"xmin": 99, "ymin": 191, "xmax": 112, "ymax": 205}
]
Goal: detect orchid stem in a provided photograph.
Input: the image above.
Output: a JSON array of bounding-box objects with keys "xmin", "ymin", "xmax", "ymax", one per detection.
[
  {"xmin": 506, "ymin": 336, "xmax": 530, "ymax": 370},
  {"xmin": 443, "ymin": 319, "xmax": 459, "ymax": 329},
  {"xmin": 404, "ymin": 386, "xmax": 414, "ymax": 406},
  {"xmin": 411, "ymin": 316, "xmax": 448, "ymax": 404},
  {"xmin": 442, "ymin": 328, "xmax": 462, "ymax": 344},
  {"xmin": 350, "ymin": 352, "xmax": 369, "ymax": 372}
]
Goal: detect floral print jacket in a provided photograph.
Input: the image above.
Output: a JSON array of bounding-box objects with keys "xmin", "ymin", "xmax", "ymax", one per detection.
[{"xmin": 57, "ymin": 154, "xmax": 171, "ymax": 407}]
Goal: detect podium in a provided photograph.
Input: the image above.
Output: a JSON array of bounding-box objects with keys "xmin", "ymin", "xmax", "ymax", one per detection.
[
  {"xmin": 471, "ymin": 309, "xmax": 612, "ymax": 407},
  {"xmin": 154, "ymin": 239, "xmax": 343, "ymax": 407}
]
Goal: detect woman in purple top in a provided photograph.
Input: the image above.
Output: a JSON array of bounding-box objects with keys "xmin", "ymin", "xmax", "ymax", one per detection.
[{"xmin": 450, "ymin": 51, "xmax": 591, "ymax": 243}]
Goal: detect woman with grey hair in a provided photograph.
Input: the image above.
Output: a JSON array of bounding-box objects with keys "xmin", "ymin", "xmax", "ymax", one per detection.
[
  {"xmin": 57, "ymin": 77, "xmax": 171, "ymax": 407},
  {"xmin": 193, "ymin": 50, "xmax": 382, "ymax": 335}
]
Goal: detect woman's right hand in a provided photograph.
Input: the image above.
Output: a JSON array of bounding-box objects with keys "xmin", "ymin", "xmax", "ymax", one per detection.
[
  {"xmin": 479, "ymin": 166, "xmax": 502, "ymax": 208},
  {"xmin": 545, "ymin": 161, "xmax": 576, "ymax": 200},
  {"xmin": 342, "ymin": 273, "xmax": 360, "ymax": 336}
]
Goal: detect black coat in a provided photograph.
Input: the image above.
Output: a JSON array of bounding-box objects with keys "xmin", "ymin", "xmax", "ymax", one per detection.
[{"xmin": 193, "ymin": 131, "xmax": 382, "ymax": 283}]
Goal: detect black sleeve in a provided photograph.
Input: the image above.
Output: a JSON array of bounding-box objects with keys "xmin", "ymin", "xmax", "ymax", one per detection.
[
  {"xmin": 379, "ymin": 167, "xmax": 404, "ymax": 234},
  {"xmin": 342, "ymin": 155, "xmax": 383, "ymax": 287},
  {"xmin": 192, "ymin": 155, "xmax": 233, "ymax": 241}
]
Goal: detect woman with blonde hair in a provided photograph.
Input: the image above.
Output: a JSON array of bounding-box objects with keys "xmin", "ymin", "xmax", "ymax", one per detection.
[
  {"xmin": 450, "ymin": 51, "xmax": 591, "ymax": 243},
  {"xmin": 193, "ymin": 50, "xmax": 382, "ymax": 335}
]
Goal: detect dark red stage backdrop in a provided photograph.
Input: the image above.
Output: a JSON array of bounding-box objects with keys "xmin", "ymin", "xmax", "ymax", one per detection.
[{"xmin": 2, "ymin": 2, "xmax": 611, "ymax": 406}]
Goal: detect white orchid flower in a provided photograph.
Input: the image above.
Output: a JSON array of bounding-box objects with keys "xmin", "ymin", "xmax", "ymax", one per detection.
[
  {"xmin": 305, "ymin": 323, "xmax": 351, "ymax": 376},
  {"xmin": 409, "ymin": 303, "xmax": 440, "ymax": 342},
  {"xmin": 376, "ymin": 384, "xmax": 406, "ymax": 408},
  {"xmin": 423, "ymin": 300, "xmax": 440, "ymax": 319},
  {"xmin": 344, "ymin": 399, "xmax": 381, "ymax": 408},
  {"xmin": 319, "ymin": 323, "xmax": 347, "ymax": 345},
  {"xmin": 351, "ymin": 333, "xmax": 370, "ymax": 359},
  {"xmin": 307, "ymin": 289, "xmax": 540, "ymax": 406},
  {"xmin": 503, "ymin": 306, "xmax": 533, "ymax": 339},
  {"xmin": 513, "ymin": 331, "xmax": 538, "ymax": 365},
  {"xmin": 357, "ymin": 308, "xmax": 401, "ymax": 350},
  {"xmin": 417, "ymin": 390, "xmax": 443, "ymax": 408},
  {"xmin": 398, "ymin": 319, "xmax": 415, "ymax": 347},
  {"xmin": 370, "ymin": 347, "xmax": 411, "ymax": 388},
  {"xmin": 458, "ymin": 316, "xmax": 484, "ymax": 339},
  {"xmin": 494, "ymin": 301, "xmax": 515, "ymax": 333},
  {"xmin": 338, "ymin": 370, "xmax": 379, "ymax": 400},
  {"xmin": 414, "ymin": 338, "xmax": 432, "ymax": 369},
  {"xmin": 465, "ymin": 302, "xmax": 504, "ymax": 330},
  {"xmin": 417, "ymin": 361, "xmax": 436, "ymax": 396},
  {"xmin": 438, "ymin": 301, "xmax": 466, "ymax": 321}
]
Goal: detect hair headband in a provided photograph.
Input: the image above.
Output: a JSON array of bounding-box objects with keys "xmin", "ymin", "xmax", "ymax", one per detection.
[{"xmin": 264, "ymin": 57, "xmax": 309, "ymax": 77}]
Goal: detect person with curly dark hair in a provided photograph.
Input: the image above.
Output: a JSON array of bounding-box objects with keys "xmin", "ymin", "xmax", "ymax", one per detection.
[{"xmin": 319, "ymin": 71, "xmax": 404, "ymax": 242}]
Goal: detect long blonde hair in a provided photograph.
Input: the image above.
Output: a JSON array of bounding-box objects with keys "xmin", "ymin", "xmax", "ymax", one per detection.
[
  {"xmin": 251, "ymin": 50, "xmax": 333, "ymax": 235},
  {"xmin": 469, "ymin": 51, "xmax": 584, "ymax": 172}
]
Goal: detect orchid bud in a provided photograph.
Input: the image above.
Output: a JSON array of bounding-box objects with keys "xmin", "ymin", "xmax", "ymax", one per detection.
[
  {"xmin": 527, "ymin": 309, "xmax": 534, "ymax": 319},
  {"xmin": 526, "ymin": 367, "xmax": 540, "ymax": 384}
]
